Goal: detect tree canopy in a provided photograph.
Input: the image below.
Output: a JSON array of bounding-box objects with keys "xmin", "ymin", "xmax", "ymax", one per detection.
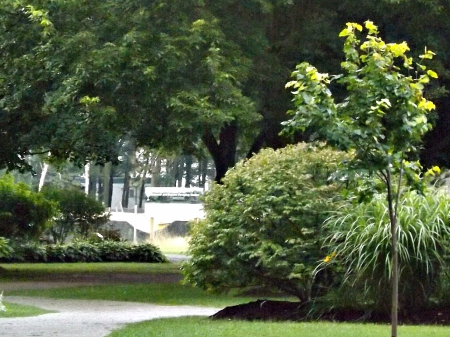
[{"xmin": 2, "ymin": 0, "xmax": 450, "ymax": 180}]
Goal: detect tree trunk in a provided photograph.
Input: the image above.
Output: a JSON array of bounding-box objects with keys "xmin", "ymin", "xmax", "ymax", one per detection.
[
  {"xmin": 198, "ymin": 158, "xmax": 208, "ymax": 189},
  {"xmin": 174, "ymin": 157, "xmax": 184, "ymax": 187},
  {"xmin": 102, "ymin": 162, "xmax": 112, "ymax": 208},
  {"xmin": 386, "ymin": 168, "xmax": 399, "ymax": 337},
  {"xmin": 184, "ymin": 155, "xmax": 193, "ymax": 188},
  {"xmin": 151, "ymin": 158, "xmax": 161, "ymax": 187},
  {"xmin": 121, "ymin": 140, "xmax": 135, "ymax": 209},
  {"xmin": 122, "ymin": 170, "xmax": 130, "ymax": 209},
  {"xmin": 38, "ymin": 162, "xmax": 49, "ymax": 192},
  {"xmin": 202, "ymin": 122, "xmax": 238, "ymax": 184},
  {"xmin": 84, "ymin": 162, "xmax": 90, "ymax": 195}
]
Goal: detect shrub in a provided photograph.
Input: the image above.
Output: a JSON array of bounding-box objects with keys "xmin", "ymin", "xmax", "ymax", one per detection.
[
  {"xmin": 130, "ymin": 243, "xmax": 167, "ymax": 263},
  {"xmin": 0, "ymin": 237, "xmax": 13, "ymax": 259},
  {"xmin": 97, "ymin": 240, "xmax": 131, "ymax": 261},
  {"xmin": 41, "ymin": 186, "xmax": 110, "ymax": 243},
  {"xmin": 12, "ymin": 242, "xmax": 48, "ymax": 262},
  {"xmin": 183, "ymin": 143, "xmax": 349, "ymax": 302},
  {"xmin": 0, "ymin": 174, "xmax": 55, "ymax": 240},
  {"xmin": 0, "ymin": 240, "xmax": 166, "ymax": 263},
  {"xmin": 323, "ymin": 188, "xmax": 450, "ymax": 316}
]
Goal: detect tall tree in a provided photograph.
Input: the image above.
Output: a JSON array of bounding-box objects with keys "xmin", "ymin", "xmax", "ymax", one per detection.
[{"xmin": 283, "ymin": 21, "xmax": 437, "ymax": 337}]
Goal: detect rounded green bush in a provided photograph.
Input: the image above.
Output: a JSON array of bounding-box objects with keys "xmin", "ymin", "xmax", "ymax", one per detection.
[{"xmin": 184, "ymin": 143, "xmax": 349, "ymax": 302}]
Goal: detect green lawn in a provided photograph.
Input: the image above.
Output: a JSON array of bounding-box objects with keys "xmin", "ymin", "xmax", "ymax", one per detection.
[
  {"xmin": 6, "ymin": 283, "xmax": 292, "ymax": 308},
  {"xmin": 0, "ymin": 262, "xmax": 181, "ymax": 281},
  {"xmin": 3, "ymin": 262, "xmax": 450, "ymax": 337},
  {"xmin": 0, "ymin": 302, "xmax": 54, "ymax": 318},
  {"xmin": 107, "ymin": 317, "xmax": 450, "ymax": 337}
]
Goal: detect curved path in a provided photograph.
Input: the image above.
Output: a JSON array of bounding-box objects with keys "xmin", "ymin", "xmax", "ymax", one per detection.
[{"xmin": 2, "ymin": 296, "xmax": 219, "ymax": 337}]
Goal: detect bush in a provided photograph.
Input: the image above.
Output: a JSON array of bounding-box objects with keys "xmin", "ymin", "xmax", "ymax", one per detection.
[
  {"xmin": 323, "ymin": 188, "xmax": 450, "ymax": 316},
  {"xmin": 41, "ymin": 186, "xmax": 110, "ymax": 243},
  {"xmin": 183, "ymin": 143, "xmax": 349, "ymax": 302},
  {"xmin": 0, "ymin": 174, "xmax": 55, "ymax": 240},
  {"xmin": 0, "ymin": 237, "xmax": 13, "ymax": 259},
  {"xmin": 130, "ymin": 243, "xmax": 167, "ymax": 263},
  {"xmin": 0, "ymin": 240, "xmax": 167, "ymax": 263},
  {"xmin": 11, "ymin": 242, "xmax": 48, "ymax": 262}
]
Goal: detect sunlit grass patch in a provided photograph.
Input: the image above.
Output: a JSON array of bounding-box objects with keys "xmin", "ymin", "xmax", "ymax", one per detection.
[{"xmin": 106, "ymin": 316, "xmax": 450, "ymax": 337}]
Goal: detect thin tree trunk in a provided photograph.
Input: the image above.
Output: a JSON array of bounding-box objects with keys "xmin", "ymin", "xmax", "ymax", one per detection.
[
  {"xmin": 151, "ymin": 158, "xmax": 161, "ymax": 187},
  {"xmin": 38, "ymin": 163, "xmax": 49, "ymax": 192},
  {"xmin": 184, "ymin": 155, "xmax": 193, "ymax": 188},
  {"xmin": 103, "ymin": 162, "xmax": 112, "ymax": 208},
  {"xmin": 84, "ymin": 162, "xmax": 90, "ymax": 195},
  {"xmin": 386, "ymin": 168, "xmax": 399, "ymax": 337}
]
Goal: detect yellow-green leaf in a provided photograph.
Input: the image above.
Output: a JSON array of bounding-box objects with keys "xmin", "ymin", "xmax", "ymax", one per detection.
[
  {"xmin": 427, "ymin": 70, "xmax": 438, "ymax": 78},
  {"xmin": 364, "ymin": 20, "xmax": 378, "ymax": 34}
]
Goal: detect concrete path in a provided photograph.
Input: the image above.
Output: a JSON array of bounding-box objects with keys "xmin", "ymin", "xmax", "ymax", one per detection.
[{"xmin": 2, "ymin": 296, "xmax": 219, "ymax": 337}]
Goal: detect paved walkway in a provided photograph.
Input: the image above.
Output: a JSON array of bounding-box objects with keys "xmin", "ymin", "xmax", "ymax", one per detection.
[{"xmin": 2, "ymin": 296, "xmax": 219, "ymax": 337}]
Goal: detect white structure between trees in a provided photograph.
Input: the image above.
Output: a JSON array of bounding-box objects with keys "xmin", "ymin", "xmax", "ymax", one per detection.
[{"xmin": 109, "ymin": 201, "xmax": 204, "ymax": 243}]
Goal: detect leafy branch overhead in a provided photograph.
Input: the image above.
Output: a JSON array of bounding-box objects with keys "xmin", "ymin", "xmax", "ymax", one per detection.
[{"xmin": 283, "ymin": 20, "xmax": 437, "ymax": 183}]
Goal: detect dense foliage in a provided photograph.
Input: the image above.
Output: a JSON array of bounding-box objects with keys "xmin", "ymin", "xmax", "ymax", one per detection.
[
  {"xmin": 41, "ymin": 186, "xmax": 109, "ymax": 243},
  {"xmin": 1, "ymin": 240, "xmax": 167, "ymax": 263},
  {"xmin": 0, "ymin": 175, "xmax": 55, "ymax": 240},
  {"xmin": 184, "ymin": 143, "xmax": 349, "ymax": 302},
  {"xmin": 0, "ymin": 237, "xmax": 13, "ymax": 259},
  {"xmin": 3, "ymin": 0, "xmax": 450, "ymax": 183}
]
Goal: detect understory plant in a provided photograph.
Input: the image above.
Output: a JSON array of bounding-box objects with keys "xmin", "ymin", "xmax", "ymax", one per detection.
[
  {"xmin": 1, "ymin": 240, "xmax": 167, "ymax": 263},
  {"xmin": 0, "ymin": 237, "xmax": 13, "ymax": 259},
  {"xmin": 323, "ymin": 187, "xmax": 450, "ymax": 316},
  {"xmin": 184, "ymin": 142, "xmax": 348, "ymax": 302}
]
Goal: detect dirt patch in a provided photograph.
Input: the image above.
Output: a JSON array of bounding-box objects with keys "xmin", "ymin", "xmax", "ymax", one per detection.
[{"xmin": 211, "ymin": 299, "xmax": 450, "ymax": 326}]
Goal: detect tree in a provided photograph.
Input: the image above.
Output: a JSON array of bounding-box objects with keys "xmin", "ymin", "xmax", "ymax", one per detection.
[
  {"xmin": 184, "ymin": 143, "xmax": 349, "ymax": 302},
  {"xmin": 0, "ymin": 0, "xmax": 260, "ymax": 182},
  {"xmin": 283, "ymin": 21, "xmax": 437, "ymax": 337},
  {"xmin": 4, "ymin": 0, "xmax": 450, "ymax": 186}
]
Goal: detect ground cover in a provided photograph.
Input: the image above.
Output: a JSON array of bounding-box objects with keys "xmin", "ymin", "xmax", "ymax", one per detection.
[{"xmin": 107, "ymin": 316, "xmax": 450, "ymax": 337}]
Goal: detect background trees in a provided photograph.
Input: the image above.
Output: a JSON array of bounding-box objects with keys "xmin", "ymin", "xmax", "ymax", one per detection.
[{"xmin": 2, "ymin": 0, "xmax": 450, "ymax": 181}]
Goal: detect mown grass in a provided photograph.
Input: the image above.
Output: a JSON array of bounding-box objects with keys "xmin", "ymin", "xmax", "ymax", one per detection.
[
  {"xmin": 0, "ymin": 262, "xmax": 181, "ymax": 281},
  {"xmin": 0, "ymin": 302, "xmax": 54, "ymax": 318},
  {"xmin": 6, "ymin": 283, "xmax": 292, "ymax": 308},
  {"xmin": 107, "ymin": 316, "xmax": 450, "ymax": 337}
]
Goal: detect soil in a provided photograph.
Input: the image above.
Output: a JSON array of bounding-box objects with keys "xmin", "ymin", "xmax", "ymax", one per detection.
[{"xmin": 211, "ymin": 299, "xmax": 450, "ymax": 326}]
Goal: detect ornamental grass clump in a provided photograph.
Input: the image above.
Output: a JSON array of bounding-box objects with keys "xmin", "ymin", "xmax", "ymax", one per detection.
[{"xmin": 324, "ymin": 188, "xmax": 450, "ymax": 316}]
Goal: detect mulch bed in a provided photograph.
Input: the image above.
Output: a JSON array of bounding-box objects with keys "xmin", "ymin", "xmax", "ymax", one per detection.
[{"xmin": 211, "ymin": 299, "xmax": 450, "ymax": 325}]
